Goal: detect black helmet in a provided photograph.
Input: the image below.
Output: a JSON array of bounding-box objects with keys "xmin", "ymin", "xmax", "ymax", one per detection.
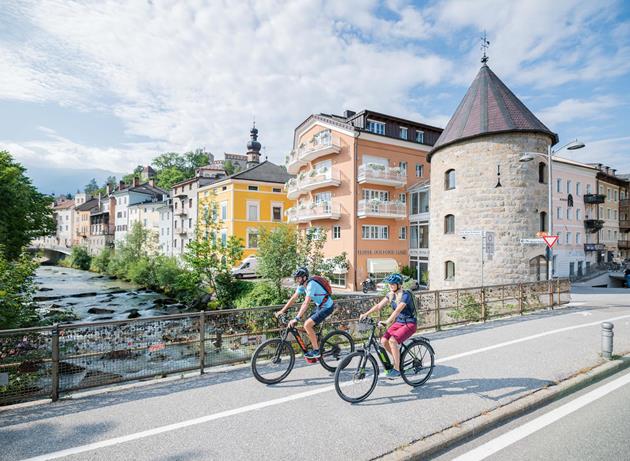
[{"xmin": 292, "ymin": 267, "xmax": 309, "ymax": 279}]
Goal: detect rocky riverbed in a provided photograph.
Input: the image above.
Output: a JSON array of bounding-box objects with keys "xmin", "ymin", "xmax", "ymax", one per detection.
[{"xmin": 33, "ymin": 266, "xmax": 188, "ymax": 323}]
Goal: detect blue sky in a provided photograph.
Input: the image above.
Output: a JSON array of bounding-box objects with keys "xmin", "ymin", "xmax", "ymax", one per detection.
[{"xmin": 1, "ymin": 0, "xmax": 629, "ymax": 193}]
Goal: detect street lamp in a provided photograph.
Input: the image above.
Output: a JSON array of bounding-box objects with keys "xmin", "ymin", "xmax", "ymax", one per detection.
[{"xmin": 519, "ymin": 139, "xmax": 586, "ymax": 280}]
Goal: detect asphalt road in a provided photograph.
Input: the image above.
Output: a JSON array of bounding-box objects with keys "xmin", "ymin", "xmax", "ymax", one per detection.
[
  {"xmin": 1, "ymin": 287, "xmax": 630, "ymax": 461},
  {"xmin": 431, "ymin": 369, "xmax": 630, "ymax": 461}
]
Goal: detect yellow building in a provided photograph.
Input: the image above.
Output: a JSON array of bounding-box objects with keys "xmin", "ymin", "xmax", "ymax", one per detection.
[{"xmin": 197, "ymin": 161, "xmax": 294, "ymax": 260}]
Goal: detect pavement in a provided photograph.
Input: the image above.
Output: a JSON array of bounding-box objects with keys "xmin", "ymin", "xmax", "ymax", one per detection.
[{"xmin": 1, "ymin": 286, "xmax": 630, "ymax": 461}]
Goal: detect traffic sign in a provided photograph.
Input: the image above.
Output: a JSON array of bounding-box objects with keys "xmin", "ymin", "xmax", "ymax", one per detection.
[
  {"xmin": 520, "ymin": 238, "xmax": 545, "ymax": 245},
  {"xmin": 543, "ymin": 235, "xmax": 559, "ymax": 249}
]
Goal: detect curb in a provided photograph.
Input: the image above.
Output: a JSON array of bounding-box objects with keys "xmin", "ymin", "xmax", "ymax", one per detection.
[{"xmin": 377, "ymin": 353, "xmax": 630, "ymax": 461}]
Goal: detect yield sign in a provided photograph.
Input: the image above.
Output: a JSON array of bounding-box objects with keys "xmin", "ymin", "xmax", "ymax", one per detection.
[{"xmin": 543, "ymin": 235, "xmax": 559, "ymax": 249}]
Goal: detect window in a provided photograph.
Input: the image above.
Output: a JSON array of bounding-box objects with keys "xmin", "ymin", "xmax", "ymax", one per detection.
[
  {"xmin": 607, "ymin": 229, "xmax": 611, "ymax": 241},
  {"xmin": 273, "ymin": 188, "xmax": 281, "ymax": 193},
  {"xmin": 189, "ymin": 184, "xmax": 192, "ymax": 191},
  {"xmin": 445, "ymin": 169, "xmax": 456, "ymax": 190},
  {"xmin": 272, "ymin": 205, "xmax": 282, "ymax": 222},
  {"xmin": 614, "ymin": 210, "xmax": 618, "ymax": 220},
  {"xmin": 539, "ymin": 163, "xmax": 546, "ymax": 184},
  {"xmin": 247, "ymin": 229, "xmax": 258, "ymax": 248},
  {"xmin": 416, "ymin": 131, "xmax": 424, "ymax": 143},
  {"xmin": 607, "ymin": 208, "xmax": 611, "ymax": 219},
  {"xmin": 143, "ymin": 219, "xmax": 147, "ymax": 226},
  {"xmin": 416, "ymin": 164, "xmax": 423, "ymax": 177},
  {"xmin": 569, "ymin": 262, "xmax": 575, "ymax": 277},
  {"xmin": 221, "ymin": 230, "xmax": 227, "ymax": 247},
  {"xmin": 614, "ymin": 190, "xmax": 618, "ymax": 201},
  {"xmin": 540, "ymin": 212, "xmax": 547, "ymax": 232},
  {"xmin": 399, "ymin": 161, "xmax": 407, "ymax": 176},
  {"xmin": 221, "ymin": 202, "xmax": 228, "ymax": 220},
  {"xmin": 557, "ymin": 207, "xmax": 562, "ymax": 220},
  {"xmin": 399, "ymin": 193, "xmax": 406, "ymax": 203},
  {"xmin": 444, "ymin": 214, "xmax": 455, "ymax": 234},
  {"xmin": 576, "ymin": 182, "xmax": 581, "ymax": 196},
  {"xmin": 399, "ymin": 127, "xmax": 408, "ymax": 139},
  {"xmin": 566, "ymin": 232, "xmax": 571, "ymax": 244},
  {"xmin": 586, "ymin": 184, "xmax": 592, "ymax": 194},
  {"xmin": 247, "ymin": 201, "xmax": 259, "ymax": 221},
  {"xmin": 362, "ymin": 225, "xmax": 389, "ymax": 240},
  {"xmin": 556, "ymin": 232, "xmax": 561, "ymax": 245},
  {"xmin": 556, "ymin": 178, "xmax": 562, "ymax": 193},
  {"xmin": 399, "ymin": 226, "xmax": 407, "ymax": 240},
  {"xmin": 363, "ymin": 189, "xmax": 389, "ymax": 201},
  {"xmin": 576, "ymin": 209, "xmax": 581, "ymax": 221},
  {"xmin": 576, "ymin": 232, "xmax": 581, "ymax": 244},
  {"xmin": 333, "ymin": 225, "xmax": 341, "ymax": 240},
  {"xmin": 189, "ymin": 198, "xmax": 193, "ymax": 208},
  {"xmin": 248, "ymin": 185, "xmax": 259, "ymax": 191},
  {"xmin": 566, "ymin": 208, "xmax": 571, "ymax": 220},
  {"xmin": 330, "ymin": 272, "xmax": 346, "ymax": 288},
  {"xmin": 367, "ymin": 120, "xmax": 385, "ymax": 135},
  {"xmin": 222, "ymin": 186, "xmax": 227, "ymax": 191},
  {"xmin": 567, "ymin": 194, "xmax": 574, "ymax": 207},
  {"xmin": 607, "ymin": 188, "xmax": 611, "ymax": 199},
  {"xmin": 567, "ymin": 180, "xmax": 572, "ymax": 194},
  {"xmin": 445, "ymin": 261, "xmax": 455, "ymax": 280}
]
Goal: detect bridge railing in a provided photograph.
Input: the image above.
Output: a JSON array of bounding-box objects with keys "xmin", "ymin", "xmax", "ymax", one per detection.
[{"xmin": 0, "ymin": 278, "xmax": 570, "ymax": 406}]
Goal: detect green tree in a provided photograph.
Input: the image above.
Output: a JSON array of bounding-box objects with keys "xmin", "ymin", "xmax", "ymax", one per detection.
[
  {"xmin": 223, "ymin": 159, "xmax": 235, "ymax": 175},
  {"xmin": 155, "ymin": 167, "xmax": 187, "ymax": 191},
  {"xmin": 0, "ymin": 151, "xmax": 55, "ymax": 261},
  {"xmin": 0, "ymin": 248, "xmax": 38, "ymax": 329},
  {"xmin": 84, "ymin": 178, "xmax": 99, "ymax": 195},
  {"xmin": 184, "ymin": 201, "xmax": 243, "ymax": 308},
  {"xmin": 69, "ymin": 246, "xmax": 91, "ymax": 270},
  {"xmin": 257, "ymin": 225, "xmax": 298, "ymax": 298},
  {"xmin": 296, "ymin": 227, "xmax": 327, "ymax": 275},
  {"xmin": 152, "ymin": 149, "xmax": 211, "ymax": 190},
  {"xmin": 122, "ymin": 165, "xmax": 144, "ymax": 185}
]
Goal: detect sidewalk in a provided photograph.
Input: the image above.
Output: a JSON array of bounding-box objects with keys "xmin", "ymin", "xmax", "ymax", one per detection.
[{"xmin": 2, "ymin": 287, "xmax": 629, "ymax": 461}]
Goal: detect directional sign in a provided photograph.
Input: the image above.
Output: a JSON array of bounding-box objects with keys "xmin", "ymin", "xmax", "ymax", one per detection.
[
  {"xmin": 543, "ymin": 235, "xmax": 559, "ymax": 249},
  {"xmin": 520, "ymin": 238, "xmax": 545, "ymax": 245},
  {"xmin": 461, "ymin": 230, "xmax": 483, "ymax": 236},
  {"xmin": 485, "ymin": 232, "xmax": 495, "ymax": 261}
]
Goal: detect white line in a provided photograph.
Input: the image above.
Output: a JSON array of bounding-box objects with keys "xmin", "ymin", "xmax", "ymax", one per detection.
[
  {"xmin": 20, "ymin": 313, "xmax": 630, "ymax": 461},
  {"xmin": 453, "ymin": 370, "xmax": 630, "ymax": 461}
]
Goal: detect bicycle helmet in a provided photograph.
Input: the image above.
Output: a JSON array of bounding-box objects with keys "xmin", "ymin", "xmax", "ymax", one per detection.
[
  {"xmin": 292, "ymin": 267, "xmax": 309, "ymax": 279},
  {"xmin": 384, "ymin": 273, "xmax": 403, "ymax": 285}
]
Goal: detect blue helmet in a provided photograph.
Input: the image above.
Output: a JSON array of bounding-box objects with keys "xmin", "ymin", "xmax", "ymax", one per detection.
[
  {"xmin": 384, "ymin": 273, "xmax": 403, "ymax": 285},
  {"xmin": 292, "ymin": 267, "xmax": 309, "ymax": 279}
]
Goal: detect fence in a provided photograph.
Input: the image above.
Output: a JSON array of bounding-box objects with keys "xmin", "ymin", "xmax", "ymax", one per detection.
[{"xmin": 0, "ymin": 278, "xmax": 570, "ymax": 406}]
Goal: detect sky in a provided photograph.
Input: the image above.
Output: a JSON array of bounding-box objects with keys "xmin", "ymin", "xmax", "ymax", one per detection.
[{"xmin": 1, "ymin": 0, "xmax": 629, "ymax": 194}]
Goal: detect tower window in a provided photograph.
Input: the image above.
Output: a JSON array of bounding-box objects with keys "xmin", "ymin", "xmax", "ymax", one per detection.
[
  {"xmin": 445, "ymin": 169, "xmax": 456, "ymax": 190},
  {"xmin": 444, "ymin": 214, "xmax": 455, "ymax": 234},
  {"xmin": 538, "ymin": 162, "xmax": 546, "ymax": 184}
]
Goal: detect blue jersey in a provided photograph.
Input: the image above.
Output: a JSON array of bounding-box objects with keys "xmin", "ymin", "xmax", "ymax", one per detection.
[
  {"xmin": 295, "ymin": 280, "xmax": 334, "ymax": 309},
  {"xmin": 388, "ymin": 291, "xmax": 416, "ymax": 324}
]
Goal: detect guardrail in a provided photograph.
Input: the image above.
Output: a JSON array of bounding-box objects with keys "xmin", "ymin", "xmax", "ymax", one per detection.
[{"xmin": 0, "ymin": 279, "xmax": 570, "ymax": 406}]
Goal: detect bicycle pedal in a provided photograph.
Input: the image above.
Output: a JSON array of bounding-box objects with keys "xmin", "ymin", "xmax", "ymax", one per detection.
[{"xmin": 305, "ymin": 357, "xmax": 318, "ymax": 364}]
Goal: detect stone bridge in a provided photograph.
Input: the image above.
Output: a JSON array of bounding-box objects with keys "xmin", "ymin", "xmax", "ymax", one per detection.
[{"xmin": 28, "ymin": 243, "xmax": 72, "ymax": 263}]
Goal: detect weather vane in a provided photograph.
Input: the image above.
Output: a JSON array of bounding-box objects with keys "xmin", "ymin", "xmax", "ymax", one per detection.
[{"xmin": 481, "ymin": 31, "xmax": 490, "ymax": 64}]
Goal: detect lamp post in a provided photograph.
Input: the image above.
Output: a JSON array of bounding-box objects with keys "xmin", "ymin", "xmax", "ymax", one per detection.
[{"xmin": 519, "ymin": 139, "xmax": 586, "ymax": 280}]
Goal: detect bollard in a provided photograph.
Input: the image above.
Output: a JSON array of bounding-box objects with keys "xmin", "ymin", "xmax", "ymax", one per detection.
[{"xmin": 601, "ymin": 322, "xmax": 614, "ymax": 360}]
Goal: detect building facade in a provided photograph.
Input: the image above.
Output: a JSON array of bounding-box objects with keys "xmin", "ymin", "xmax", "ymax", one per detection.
[
  {"xmin": 620, "ymin": 175, "xmax": 630, "ymax": 260},
  {"xmin": 592, "ymin": 165, "xmax": 626, "ymax": 263},
  {"xmin": 428, "ymin": 62, "xmax": 558, "ymax": 290},
  {"xmin": 408, "ymin": 180, "xmax": 430, "ymax": 286},
  {"xmin": 286, "ymin": 109, "xmax": 441, "ymax": 290},
  {"xmin": 87, "ymin": 195, "xmax": 114, "ymax": 255},
  {"xmin": 53, "ymin": 200, "xmax": 75, "ymax": 247}
]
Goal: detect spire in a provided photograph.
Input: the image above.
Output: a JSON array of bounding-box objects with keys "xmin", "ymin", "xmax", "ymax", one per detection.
[
  {"xmin": 246, "ymin": 122, "xmax": 261, "ymax": 168},
  {"xmin": 481, "ymin": 31, "xmax": 490, "ymax": 65}
]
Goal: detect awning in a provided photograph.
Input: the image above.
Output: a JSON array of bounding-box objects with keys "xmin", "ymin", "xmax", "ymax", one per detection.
[{"xmin": 367, "ymin": 258, "xmax": 399, "ymax": 274}]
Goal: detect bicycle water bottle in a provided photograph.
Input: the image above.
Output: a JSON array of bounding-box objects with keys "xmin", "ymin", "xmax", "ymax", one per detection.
[{"xmin": 378, "ymin": 346, "xmax": 393, "ymax": 370}]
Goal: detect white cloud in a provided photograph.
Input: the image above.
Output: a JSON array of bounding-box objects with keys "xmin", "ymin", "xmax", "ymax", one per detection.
[
  {"xmin": 537, "ymin": 96, "xmax": 620, "ymax": 126},
  {"xmin": 562, "ymin": 136, "xmax": 630, "ymax": 172}
]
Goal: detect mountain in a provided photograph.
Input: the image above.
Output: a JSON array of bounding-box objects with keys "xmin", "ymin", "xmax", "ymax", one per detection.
[{"xmin": 24, "ymin": 165, "xmax": 126, "ymax": 195}]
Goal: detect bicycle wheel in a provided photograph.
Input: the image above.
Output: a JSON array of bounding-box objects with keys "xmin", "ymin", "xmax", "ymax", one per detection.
[
  {"xmin": 400, "ymin": 339, "xmax": 434, "ymax": 387},
  {"xmin": 334, "ymin": 351, "xmax": 379, "ymax": 403},
  {"xmin": 251, "ymin": 339, "xmax": 295, "ymax": 384},
  {"xmin": 319, "ymin": 330, "xmax": 355, "ymax": 372}
]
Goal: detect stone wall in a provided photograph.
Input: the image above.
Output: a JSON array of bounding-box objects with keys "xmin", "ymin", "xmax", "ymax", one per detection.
[{"xmin": 428, "ymin": 132, "xmax": 553, "ymax": 290}]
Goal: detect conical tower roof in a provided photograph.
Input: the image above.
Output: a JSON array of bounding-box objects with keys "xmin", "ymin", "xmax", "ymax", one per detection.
[{"xmin": 428, "ymin": 64, "xmax": 558, "ymax": 161}]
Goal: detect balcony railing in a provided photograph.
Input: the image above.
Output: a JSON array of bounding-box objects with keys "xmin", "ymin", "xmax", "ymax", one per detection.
[
  {"xmin": 583, "ymin": 194, "xmax": 606, "ymax": 204},
  {"xmin": 357, "ymin": 199, "xmax": 406, "ymax": 219},
  {"xmin": 285, "ymin": 169, "xmax": 341, "ymax": 199},
  {"xmin": 357, "ymin": 164, "xmax": 406, "ymax": 188},
  {"xmin": 285, "ymin": 131, "xmax": 342, "ymax": 174},
  {"xmin": 618, "ymin": 240, "xmax": 630, "ymax": 250},
  {"xmin": 620, "ymin": 198, "xmax": 630, "ymax": 208},
  {"xmin": 286, "ymin": 201, "xmax": 341, "ymax": 223},
  {"xmin": 584, "ymin": 219, "xmax": 604, "ymax": 233},
  {"xmin": 620, "ymin": 220, "xmax": 630, "ymax": 232}
]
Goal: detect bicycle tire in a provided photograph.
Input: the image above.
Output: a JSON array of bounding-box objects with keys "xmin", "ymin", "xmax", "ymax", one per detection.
[
  {"xmin": 334, "ymin": 351, "xmax": 379, "ymax": 403},
  {"xmin": 251, "ymin": 338, "xmax": 295, "ymax": 384},
  {"xmin": 319, "ymin": 329, "xmax": 355, "ymax": 372},
  {"xmin": 400, "ymin": 339, "xmax": 434, "ymax": 387}
]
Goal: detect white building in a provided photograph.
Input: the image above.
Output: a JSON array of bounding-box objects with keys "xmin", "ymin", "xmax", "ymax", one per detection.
[
  {"xmin": 53, "ymin": 200, "xmax": 75, "ymax": 247},
  {"xmin": 158, "ymin": 200, "xmax": 173, "ymax": 256},
  {"xmin": 128, "ymin": 200, "xmax": 164, "ymax": 254}
]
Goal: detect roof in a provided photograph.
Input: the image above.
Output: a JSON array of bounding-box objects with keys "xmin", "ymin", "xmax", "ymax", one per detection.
[
  {"xmin": 407, "ymin": 179, "xmax": 431, "ymax": 191},
  {"xmin": 226, "ymin": 160, "xmax": 293, "ymax": 184},
  {"xmin": 114, "ymin": 182, "xmax": 168, "ymax": 197},
  {"xmin": 75, "ymin": 198, "xmax": 99, "ymax": 212},
  {"xmin": 428, "ymin": 64, "xmax": 558, "ymax": 160},
  {"xmin": 54, "ymin": 200, "xmax": 75, "ymax": 210},
  {"xmin": 552, "ymin": 156, "xmax": 600, "ymax": 170}
]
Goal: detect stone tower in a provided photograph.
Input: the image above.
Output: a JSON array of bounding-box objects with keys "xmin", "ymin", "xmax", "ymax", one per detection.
[
  {"xmin": 427, "ymin": 63, "xmax": 558, "ymax": 290},
  {"xmin": 246, "ymin": 123, "xmax": 261, "ymax": 168}
]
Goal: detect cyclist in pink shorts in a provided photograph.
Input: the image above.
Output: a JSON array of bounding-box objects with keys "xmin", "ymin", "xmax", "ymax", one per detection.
[{"xmin": 359, "ymin": 273, "xmax": 416, "ymax": 379}]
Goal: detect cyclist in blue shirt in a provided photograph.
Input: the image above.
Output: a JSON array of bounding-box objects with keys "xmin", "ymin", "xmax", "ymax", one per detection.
[{"xmin": 274, "ymin": 267, "xmax": 335, "ymax": 359}]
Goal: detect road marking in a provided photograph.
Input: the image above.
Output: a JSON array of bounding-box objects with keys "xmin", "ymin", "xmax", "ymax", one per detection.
[
  {"xmin": 20, "ymin": 313, "xmax": 630, "ymax": 461},
  {"xmin": 453, "ymin": 370, "xmax": 630, "ymax": 461}
]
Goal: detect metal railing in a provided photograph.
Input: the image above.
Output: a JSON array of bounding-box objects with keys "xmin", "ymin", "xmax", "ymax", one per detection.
[
  {"xmin": 286, "ymin": 201, "xmax": 341, "ymax": 223},
  {"xmin": 285, "ymin": 170, "xmax": 341, "ymax": 198},
  {"xmin": 0, "ymin": 279, "xmax": 570, "ymax": 406},
  {"xmin": 357, "ymin": 199, "xmax": 406, "ymax": 218},
  {"xmin": 357, "ymin": 164, "xmax": 406, "ymax": 185}
]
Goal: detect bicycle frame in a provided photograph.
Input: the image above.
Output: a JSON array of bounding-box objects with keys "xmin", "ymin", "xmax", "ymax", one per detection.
[
  {"xmin": 276, "ymin": 318, "xmax": 323, "ymax": 355},
  {"xmin": 357, "ymin": 321, "xmax": 388, "ymax": 371}
]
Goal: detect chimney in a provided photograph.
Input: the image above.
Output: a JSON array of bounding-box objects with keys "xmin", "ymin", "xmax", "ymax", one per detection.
[
  {"xmin": 119, "ymin": 180, "xmax": 125, "ymax": 190},
  {"xmin": 612, "ymin": 169, "xmax": 617, "ymax": 176},
  {"xmin": 106, "ymin": 183, "xmax": 112, "ymax": 195},
  {"xmin": 149, "ymin": 178, "xmax": 155, "ymax": 187},
  {"xmin": 133, "ymin": 176, "xmax": 140, "ymax": 187},
  {"xmin": 98, "ymin": 192, "xmax": 102, "ymax": 209},
  {"xmin": 343, "ymin": 110, "xmax": 356, "ymax": 119}
]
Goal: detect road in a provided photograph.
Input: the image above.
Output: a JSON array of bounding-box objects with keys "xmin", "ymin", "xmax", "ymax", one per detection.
[
  {"xmin": 432, "ymin": 368, "xmax": 630, "ymax": 461},
  {"xmin": 1, "ymin": 287, "xmax": 629, "ymax": 461}
]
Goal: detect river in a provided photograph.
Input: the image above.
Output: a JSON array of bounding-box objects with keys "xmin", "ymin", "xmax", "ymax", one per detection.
[{"xmin": 33, "ymin": 266, "xmax": 182, "ymax": 323}]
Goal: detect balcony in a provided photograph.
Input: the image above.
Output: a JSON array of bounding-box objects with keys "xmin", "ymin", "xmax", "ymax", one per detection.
[
  {"xmin": 584, "ymin": 243, "xmax": 605, "ymax": 252},
  {"xmin": 175, "ymin": 209, "xmax": 187, "ymax": 217},
  {"xmin": 357, "ymin": 199, "xmax": 406, "ymax": 219},
  {"xmin": 620, "ymin": 198, "xmax": 630, "ymax": 208},
  {"xmin": 620, "ymin": 220, "xmax": 630, "ymax": 232},
  {"xmin": 409, "ymin": 211, "xmax": 430, "ymax": 222},
  {"xmin": 357, "ymin": 164, "xmax": 406, "ymax": 188},
  {"xmin": 583, "ymin": 194, "xmax": 606, "ymax": 204},
  {"xmin": 285, "ymin": 169, "xmax": 341, "ymax": 200},
  {"xmin": 286, "ymin": 201, "xmax": 341, "ymax": 223},
  {"xmin": 285, "ymin": 131, "xmax": 342, "ymax": 174},
  {"xmin": 584, "ymin": 219, "xmax": 604, "ymax": 233},
  {"xmin": 618, "ymin": 240, "xmax": 630, "ymax": 250}
]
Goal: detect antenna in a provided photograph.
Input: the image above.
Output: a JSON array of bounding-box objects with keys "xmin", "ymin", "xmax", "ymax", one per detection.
[{"xmin": 481, "ymin": 30, "xmax": 490, "ymax": 64}]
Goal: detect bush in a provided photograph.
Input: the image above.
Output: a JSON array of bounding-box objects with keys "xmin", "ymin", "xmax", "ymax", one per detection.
[
  {"xmin": 235, "ymin": 282, "xmax": 291, "ymax": 308},
  {"xmin": 0, "ymin": 249, "xmax": 39, "ymax": 329},
  {"xmin": 127, "ymin": 257, "xmax": 154, "ymax": 286},
  {"xmin": 450, "ymin": 295, "xmax": 483, "ymax": 322},
  {"xmin": 69, "ymin": 246, "xmax": 91, "ymax": 271},
  {"xmin": 90, "ymin": 248, "xmax": 112, "ymax": 273}
]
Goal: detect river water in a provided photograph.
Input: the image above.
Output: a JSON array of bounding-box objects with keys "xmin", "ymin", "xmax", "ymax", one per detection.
[{"xmin": 34, "ymin": 266, "xmax": 179, "ymax": 323}]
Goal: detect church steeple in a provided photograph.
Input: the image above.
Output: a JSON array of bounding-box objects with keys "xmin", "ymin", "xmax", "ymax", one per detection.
[{"xmin": 246, "ymin": 122, "xmax": 261, "ymax": 168}]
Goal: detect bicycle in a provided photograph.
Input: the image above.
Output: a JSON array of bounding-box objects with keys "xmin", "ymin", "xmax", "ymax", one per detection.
[
  {"xmin": 251, "ymin": 314, "xmax": 355, "ymax": 384},
  {"xmin": 334, "ymin": 318, "xmax": 434, "ymax": 403}
]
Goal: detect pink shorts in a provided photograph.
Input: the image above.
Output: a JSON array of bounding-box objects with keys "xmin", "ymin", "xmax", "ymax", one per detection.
[{"xmin": 383, "ymin": 322, "xmax": 417, "ymax": 344}]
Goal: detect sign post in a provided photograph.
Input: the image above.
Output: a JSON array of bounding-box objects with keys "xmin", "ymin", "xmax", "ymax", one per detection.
[{"xmin": 543, "ymin": 235, "xmax": 559, "ymax": 249}]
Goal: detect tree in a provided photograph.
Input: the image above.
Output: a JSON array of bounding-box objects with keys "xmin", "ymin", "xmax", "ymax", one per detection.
[
  {"xmin": 296, "ymin": 227, "xmax": 327, "ymax": 275},
  {"xmin": 155, "ymin": 167, "xmax": 187, "ymax": 191},
  {"xmin": 122, "ymin": 165, "xmax": 144, "ymax": 185},
  {"xmin": 257, "ymin": 225, "xmax": 298, "ymax": 298},
  {"xmin": 152, "ymin": 149, "xmax": 211, "ymax": 190},
  {"xmin": 0, "ymin": 248, "xmax": 39, "ymax": 329},
  {"xmin": 0, "ymin": 151, "xmax": 55, "ymax": 261},
  {"xmin": 223, "ymin": 159, "xmax": 236, "ymax": 175},
  {"xmin": 184, "ymin": 201, "xmax": 243, "ymax": 308},
  {"xmin": 84, "ymin": 178, "xmax": 99, "ymax": 195}
]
